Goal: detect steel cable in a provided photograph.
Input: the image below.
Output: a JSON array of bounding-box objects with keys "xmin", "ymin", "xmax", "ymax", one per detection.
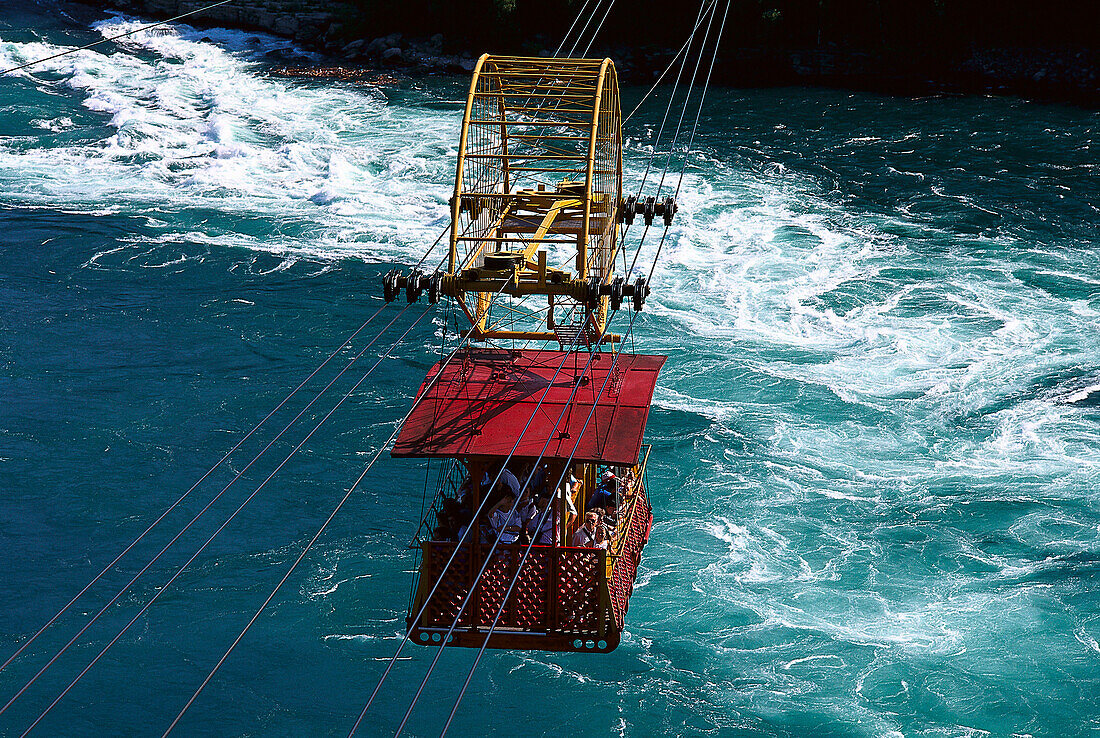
[
  {"xmin": 552, "ymin": 0, "xmax": 594, "ymax": 58},
  {"xmin": 0, "ymin": 223, "xmax": 449, "ymax": 682},
  {"xmin": 4, "ymin": 298, "xmax": 415, "ymax": 725},
  {"xmin": 623, "ymin": 0, "xmax": 718, "ymax": 282},
  {"xmin": 17, "ymin": 298, "xmax": 437, "ymax": 736},
  {"xmin": 440, "ymin": 306, "xmax": 642, "ymax": 736},
  {"xmin": 352, "ymin": 11, "xmax": 721, "ymax": 726},
  {"xmin": 565, "ymin": 0, "xmax": 607, "ymax": 58},
  {"xmin": 1, "ymin": 0, "xmax": 235, "ymax": 76},
  {"xmin": 579, "ymin": 0, "xmax": 617, "ymax": 57},
  {"xmin": 622, "ymin": 1, "xmax": 717, "ymax": 124},
  {"xmin": 166, "ymin": 271, "xmax": 522, "ymax": 735},
  {"xmin": 11, "ymin": 226, "xmax": 455, "ymax": 728},
  {"xmin": 392, "ymin": 309, "xmax": 626, "ymax": 736},
  {"xmin": 347, "ymin": 317, "xmax": 602, "ymax": 736},
  {"xmin": 437, "ymin": 6, "xmax": 732, "ymax": 727},
  {"xmin": 384, "ymin": 20, "xmax": 720, "ymax": 710}
]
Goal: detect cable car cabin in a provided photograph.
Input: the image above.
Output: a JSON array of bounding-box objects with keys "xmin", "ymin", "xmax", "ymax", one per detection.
[{"xmin": 392, "ymin": 349, "xmax": 664, "ymax": 653}]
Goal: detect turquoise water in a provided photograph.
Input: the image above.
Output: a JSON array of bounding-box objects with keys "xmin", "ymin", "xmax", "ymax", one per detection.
[{"xmin": 2, "ymin": 4, "xmax": 1099, "ymax": 736}]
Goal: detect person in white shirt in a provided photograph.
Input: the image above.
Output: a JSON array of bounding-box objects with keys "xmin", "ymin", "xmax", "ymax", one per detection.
[
  {"xmin": 571, "ymin": 511, "xmax": 607, "ymax": 549},
  {"xmin": 488, "ymin": 492, "xmax": 525, "ymax": 544}
]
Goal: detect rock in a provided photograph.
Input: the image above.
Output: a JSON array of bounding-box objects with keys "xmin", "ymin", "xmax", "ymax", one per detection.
[
  {"xmin": 382, "ymin": 47, "xmax": 404, "ymax": 64},
  {"xmin": 342, "ymin": 39, "xmax": 366, "ymax": 58},
  {"xmin": 444, "ymin": 57, "xmax": 468, "ymax": 73},
  {"xmin": 366, "ymin": 37, "xmax": 388, "ymax": 58},
  {"xmin": 429, "ymin": 33, "xmax": 444, "ymax": 51},
  {"xmin": 385, "ymin": 32, "xmax": 403, "ymax": 49},
  {"xmin": 271, "ymin": 15, "xmax": 299, "ymax": 37},
  {"xmin": 460, "ymin": 58, "xmax": 475, "ymax": 72}
]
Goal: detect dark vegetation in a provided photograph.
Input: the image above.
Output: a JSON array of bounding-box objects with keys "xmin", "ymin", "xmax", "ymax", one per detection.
[
  {"xmin": 346, "ymin": 0, "xmax": 1100, "ymax": 53},
  {"xmin": 87, "ymin": 0, "xmax": 1099, "ymax": 102},
  {"xmin": 337, "ymin": 0, "xmax": 1098, "ymax": 100}
]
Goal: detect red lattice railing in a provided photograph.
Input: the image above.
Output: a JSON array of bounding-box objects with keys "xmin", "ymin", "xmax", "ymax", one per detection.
[
  {"xmin": 414, "ymin": 543, "xmax": 609, "ymax": 637},
  {"xmin": 607, "ymin": 482, "xmax": 651, "ymax": 630},
  {"xmin": 409, "ymin": 447, "xmax": 654, "ymax": 651}
]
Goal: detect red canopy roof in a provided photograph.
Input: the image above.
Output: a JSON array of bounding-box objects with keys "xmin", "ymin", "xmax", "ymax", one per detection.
[{"xmin": 392, "ymin": 349, "xmax": 666, "ymax": 466}]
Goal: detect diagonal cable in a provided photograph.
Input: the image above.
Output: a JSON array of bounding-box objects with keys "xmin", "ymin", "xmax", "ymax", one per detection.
[
  {"xmin": 0, "ymin": 223, "xmax": 449, "ymax": 679},
  {"xmin": 393, "ymin": 308, "xmax": 625, "ymax": 736},
  {"xmin": 17, "ymin": 301, "xmax": 435, "ymax": 737},
  {"xmin": 1, "ymin": 0, "xmax": 235, "ymax": 76}
]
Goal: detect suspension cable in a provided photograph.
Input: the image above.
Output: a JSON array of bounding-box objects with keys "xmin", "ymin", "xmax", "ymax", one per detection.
[
  {"xmin": 619, "ymin": 0, "xmax": 719, "ymax": 284},
  {"xmin": 164, "ymin": 272, "xmax": 521, "ymax": 735},
  {"xmin": 564, "ymin": 0, "xmax": 606, "ymax": 58},
  {"xmin": 368, "ymin": 41, "xmax": 712, "ymax": 722},
  {"xmin": 359, "ymin": 4, "xmax": 726, "ymax": 724},
  {"xmin": 622, "ymin": 0, "xmax": 718, "ymax": 282},
  {"xmin": 2, "ymin": 236, "xmax": 450, "ymax": 719},
  {"xmin": 0, "ymin": 0, "xmax": 235, "ymax": 76},
  {"xmin": 654, "ymin": 0, "xmax": 720, "ymax": 196},
  {"xmin": 579, "ymin": 0, "xmax": 617, "ymax": 57},
  {"xmin": 552, "ymin": 0, "xmax": 594, "ymax": 57},
  {"xmin": 439, "ymin": 8, "xmax": 732, "ymax": 728},
  {"xmin": 8, "ymin": 222, "xmax": 450, "ymax": 722},
  {"xmin": 0, "ymin": 222, "xmax": 449, "ymax": 681},
  {"xmin": 0, "ymin": 296, "xmax": 418, "ymax": 725},
  {"xmin": 673, "ymin": 0, "xmax": 731, "ymax": 202},
  {"xmin": 347, "ymin": 326, "xmax": 600, "ymax": 736},
  {"xmin": 441, "ymin": 309, "xmax": 642, "ymax": 736},
  {"xmin": 0, "ymin": 304, "xmax": 382, "ymax": 674},
  {"xmin": 622, "ymin": 0, "xmax": 716, "ymax": 124},
  {"xmin": 629, "ymin": 0, "xmax": 710, "ymax": 203},
  {"xmin": 16, "ymin": 300, "xmax": 437, "ymax": 737},
  {"xmin": 640, "ymin": 0, "xmax": 731, "ymax": 284},
  {"xmin": 392, "ymin": 312, "xmax": 623, "ymax": 736}
]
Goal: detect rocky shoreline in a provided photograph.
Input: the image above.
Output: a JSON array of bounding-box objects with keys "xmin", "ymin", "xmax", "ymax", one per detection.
[{"xmin": 83, "ymin": 0, "xmax": 1099, "ymax": 104}]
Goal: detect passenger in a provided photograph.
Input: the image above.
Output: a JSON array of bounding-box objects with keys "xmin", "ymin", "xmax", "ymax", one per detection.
[
  {"xmin": 517, "ymin": 488, "xmax": 536, "ymax": 544},
  {"xmin": 483, "ymin": 464, "xmax": 521, "ymax": 510},
  {"xmin": 527, "ymin": 493, "xmax": 557, "ymax": 545},
  {"xmin": 563, "ymin": 472, "xmax": 582, "ymax": 509},
  {"xmin": 488, "ymin": 492, "xmax": 525, "ymax": 544},
  {"xmin": 586, "ymin": 471, "xmax": 617, "ymax": 512},
  {"xmin": 522, "ymin": 461, "xmax": 548, "ymax": 498},
  {"xmin": 571, "ymin": 511, "xmax": 608, "ymax": 549},
  {"xmin": 456, "ymin": 470, "xmax": 490, "ymax": 506},
  {"xmin": 500, "ymin": 466, "xmax": 521, "ymax": 497},
  {"xmin": 432, "ymin": 512, "xmax": 454, "ymax": 541},
  {"xmin": 454, "ymin": 499, "xmax": 474, "ymax": 542},
  {"xmin": 433, "ymin": 498, "xmax": 463, "ymax": 541}
]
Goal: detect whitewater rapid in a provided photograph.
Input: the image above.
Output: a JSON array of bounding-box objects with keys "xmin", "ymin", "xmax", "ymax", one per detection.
[{"xmin": 2, "ymin": 10, "xmax": 1098, "ymax": 736}]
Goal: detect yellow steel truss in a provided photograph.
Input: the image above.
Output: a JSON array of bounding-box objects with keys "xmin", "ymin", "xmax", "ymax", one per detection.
[{"xmin": 445, "ymin": 54, "xmax": 623, "ymax": 344}]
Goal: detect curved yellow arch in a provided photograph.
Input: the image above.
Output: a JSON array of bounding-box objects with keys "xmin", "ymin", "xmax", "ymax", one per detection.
[{"xmin": 445, "ymin": 55, "xmax": 624, "ymax": 344}]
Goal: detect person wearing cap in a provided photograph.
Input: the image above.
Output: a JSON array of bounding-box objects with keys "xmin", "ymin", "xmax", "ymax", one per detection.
[{"xmin": 586, "ymin": 470, "xmax": 617, "ymax": 513}]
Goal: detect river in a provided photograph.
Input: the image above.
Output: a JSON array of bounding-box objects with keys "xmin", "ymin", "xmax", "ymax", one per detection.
[{"xmin": 1, "ymin": 4, "xmax": 1099, "ymax": 736}]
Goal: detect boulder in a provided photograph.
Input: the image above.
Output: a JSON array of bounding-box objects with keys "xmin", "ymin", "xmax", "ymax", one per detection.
[
  {"xmin": 382, "ymin": 47, "xmax": 404, "ymax": 64},
  {"xmin": 342, "ymin": 38, "xmax": 366, "ymax": 56},
  {"xmin": 366, "ymin": 37, "xmax": 389, "ymax": 58},
  {"xmin": 271, "ymin": 15, "xmax": 299, "ymax": 37}
]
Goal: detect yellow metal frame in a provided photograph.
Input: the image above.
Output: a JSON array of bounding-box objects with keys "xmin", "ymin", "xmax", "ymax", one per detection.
[{"xmin": 444, "ymin": 55, "xmax": 623, "ymax": 344}]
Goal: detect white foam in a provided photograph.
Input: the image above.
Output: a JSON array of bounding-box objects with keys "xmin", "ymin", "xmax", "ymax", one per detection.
[{"xmin": 0, "ymin": 16, "xmax": 455, "ymax": 264}]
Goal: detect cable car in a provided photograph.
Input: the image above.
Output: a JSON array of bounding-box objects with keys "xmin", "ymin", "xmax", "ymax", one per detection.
[{"xmin": 384, "ymin": 55, "xmax": 671, "ymax": 653}]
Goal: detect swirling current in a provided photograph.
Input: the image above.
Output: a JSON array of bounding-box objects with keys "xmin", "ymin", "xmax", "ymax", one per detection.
[{"xmin": 1, "ymin": 4, "xmax": 1098, "ymax": 736}]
